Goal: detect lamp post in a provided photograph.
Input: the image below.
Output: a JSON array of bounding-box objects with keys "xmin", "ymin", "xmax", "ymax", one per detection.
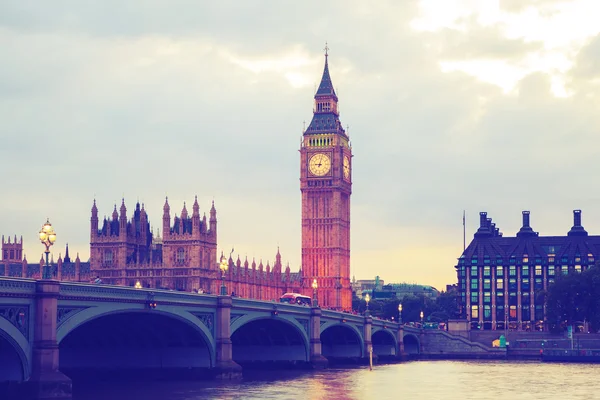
[
  {"xmin": 134, "ymin": 280, "xmax": 142, "ymax": 289},
  {"xmin": 420, "ymin": 310, "xmax": 424, "ymax": 327},
  {"xmin": 219, "ymin": 255, "xmax": 228, "ymax": 296},
  {"xmin": 398, "ymin": 303, "xmax": 403, "ymax": 325},
  {"xmin": 312, "ymin": 278, "xmax": 318, "ymax": 307},
  {"xmin": 38, "ymin": 219, "xmax": 57, "ymax": 280},
  {"xmin": 365, "ymin": 293, "xmax": 370, "ymax": 314}
]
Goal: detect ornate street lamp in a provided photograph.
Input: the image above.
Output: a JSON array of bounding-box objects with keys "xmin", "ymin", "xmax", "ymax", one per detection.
[
  {"xmin": 365, "ymin": 293, "xmax": 370, "ymax": 314},
  {"xmin": 312, "ymin": 278, "xmax": 318, "ymax": 307},
  {"xmin": 398, "ymin": 303, "xmax": 403, "ymax": 325},
  {"xmin": 219, "ymin": 254, "xmax": 228, "ymax": 296},
  {"xmin": 134, "ymin": 280, "xmax": 142, "ymax": 289},
  {"xmin": 420, "ymin": 310, "xmax": 424, "ymax": 327},
  {"xmin": 38, "ymin": 219, "xmax": 57, "ymax": 280}
]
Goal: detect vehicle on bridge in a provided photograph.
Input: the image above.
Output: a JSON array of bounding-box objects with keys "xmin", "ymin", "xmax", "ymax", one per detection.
[{"xmin": 280, "ymin": 293, "xmax": 311, "ymax": 306}]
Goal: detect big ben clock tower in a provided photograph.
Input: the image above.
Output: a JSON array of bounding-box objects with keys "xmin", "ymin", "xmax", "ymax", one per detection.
[{"xmin": 300, "ymin": 47, "xmax": 352, "ymax": 311}]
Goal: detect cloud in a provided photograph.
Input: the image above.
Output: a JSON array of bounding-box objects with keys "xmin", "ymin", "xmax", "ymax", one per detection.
[{"xmin": 2, "ymin": 1, "xmax": 600, "ymax": 292}]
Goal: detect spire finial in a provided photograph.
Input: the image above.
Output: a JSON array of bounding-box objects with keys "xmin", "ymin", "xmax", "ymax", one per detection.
[{"xmin": 324, "ymin": 42, "xmax": 329, "ymax": 57}]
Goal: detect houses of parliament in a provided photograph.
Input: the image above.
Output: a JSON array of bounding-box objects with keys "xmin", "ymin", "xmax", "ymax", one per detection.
[{"xmin": 0, "ymin": 51, "xmax": 354, "ymax": 311}]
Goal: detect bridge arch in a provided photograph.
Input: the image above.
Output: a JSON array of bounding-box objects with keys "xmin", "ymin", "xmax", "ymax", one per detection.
[
  {"xmin": 372, "ymin": 328, "xmax": 397, "ymax": 358},
  {"xmin": 57, "ymin": 305, "xmax": 215, "ymax": 378},
  {"xmin": 231, "ymin": 315, "xmax": 309, "ymax": 365},
  {"xmin": 320, "ymin": 323, "xmax": 364, "ymax": 360},
  {"xmin": 403, "ymin": 333, "xmax": 420, "ymax": 355},
  {"xmin": 0, "ymin": 317, "xmax": 29, "ymax": 382}
]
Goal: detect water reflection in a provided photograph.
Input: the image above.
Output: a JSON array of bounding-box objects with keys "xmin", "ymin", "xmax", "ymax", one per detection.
[{"xmin": 73, "ymin": 361, "xmax": 600, "ymax": 400}]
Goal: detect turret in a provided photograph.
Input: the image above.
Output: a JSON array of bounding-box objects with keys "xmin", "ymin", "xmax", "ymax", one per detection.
[
  {"xmin": 209, "ymin": 200, "xmax": 217, "ymax": 237},
  {"xmin": 192, "ymin": 196, "xmax": 200, "ymax": 234},
  {"xmin": 91, "ymin": 200, "xmax": 98, "ymax": 239},
  {"xmin": 119, "ymin": 199, "xmax": 127, "ymax": 234},
  {"xmin": 64, "ymin": 243, "xmax": 70, "ymax": 264},
  {"xmin": 163, "ymin": 197, "xmax": 170, "ymax": 239}
]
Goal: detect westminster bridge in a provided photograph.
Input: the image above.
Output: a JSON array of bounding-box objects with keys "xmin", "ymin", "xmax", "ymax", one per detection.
[{"xmin": 0, "ymin": 278, "xmax": 497, "ymax": 399}]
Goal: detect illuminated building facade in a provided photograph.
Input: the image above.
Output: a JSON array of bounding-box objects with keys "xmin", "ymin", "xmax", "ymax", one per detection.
[
  {"xmin": 456, "ymin": 209, "xmax": 598, "ymax": 331},
  {"xmin": 300, "ymin": 50, "xmax": 353, "ymax": 310}
]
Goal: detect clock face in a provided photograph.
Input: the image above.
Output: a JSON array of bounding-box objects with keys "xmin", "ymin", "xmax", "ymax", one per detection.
[
  {"xmin": 343, "ymin": 155, "xmax": 350, "ymax": 180},
  {"xmin": 308, "ymin": 153, "xmax": 331, "ymax": 176}
]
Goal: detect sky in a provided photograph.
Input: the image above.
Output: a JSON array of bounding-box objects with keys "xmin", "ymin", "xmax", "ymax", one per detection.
[{"xmin": 2, "ymin": 0, "xmax": 600, "ymax": 291}]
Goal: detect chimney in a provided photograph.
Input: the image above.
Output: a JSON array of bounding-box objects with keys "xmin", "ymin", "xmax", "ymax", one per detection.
[
  {"xmin": 574, "ymin": 209, "xmax": 582, "ymax": 227},
  {"xmin": 475, "ymin": 212, "xmax": 493, "ymax": 238},
  {"xmin": 517, "ymin": 210, "xmax": 537, "ymax": 238},
  {"xmin": 479, "ymin": 212, "xmax": 487, "ymax": 228},
  {"xmin": 522, "ymin": 211, "xmax": 530, "ymax": 228},
  {"xmin": 568, "ymin": 209, "xmax": 588, "ymax": 237}
]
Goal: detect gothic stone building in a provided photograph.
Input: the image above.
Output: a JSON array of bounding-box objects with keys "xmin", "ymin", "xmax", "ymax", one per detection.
[
  {"xmin": 89, "ymin": 198, "xmax": 302, "ymax": 298},
  {"xmin": 456, "ymin": 209, "xmax": 600, "ymax": 331}
]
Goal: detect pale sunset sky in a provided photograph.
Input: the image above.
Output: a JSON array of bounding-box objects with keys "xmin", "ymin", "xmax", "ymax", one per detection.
[{"xmin": 2, "ymin": 0, "xmax": 600, "ymax": 291}]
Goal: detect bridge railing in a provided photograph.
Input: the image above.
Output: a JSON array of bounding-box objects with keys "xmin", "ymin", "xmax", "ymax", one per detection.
[
  {"xmin": 0, "ymin": 277, "xmax": 37, "ymax": 297},
  {"xmin": 57, "ymin": 282, "xmax": 220, "ymax": 306}
]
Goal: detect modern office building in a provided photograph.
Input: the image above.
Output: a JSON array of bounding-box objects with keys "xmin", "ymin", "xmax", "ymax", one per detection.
[{"xmin": 456, "ymin": 209, "xmax": 598, "ymax": 331}]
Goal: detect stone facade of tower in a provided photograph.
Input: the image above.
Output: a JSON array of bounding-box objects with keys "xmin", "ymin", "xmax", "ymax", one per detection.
[
  {"xmin": 300, "ymin": 52, "xmax": 353, "ymax": 311},
  {"xmin": 89, "ymin": 198, "xmax": 302, "ymax": 298}
]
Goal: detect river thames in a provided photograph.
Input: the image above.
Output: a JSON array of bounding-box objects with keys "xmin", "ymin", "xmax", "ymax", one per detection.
[{"xmin": 73, "ymin": 361, "xmax": 600, "ymax": 400}]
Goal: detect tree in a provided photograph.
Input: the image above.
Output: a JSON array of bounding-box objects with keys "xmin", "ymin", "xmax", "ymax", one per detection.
[{"xmin": 546, "ymin": 266, "xmax": 600, "ymax": 332}]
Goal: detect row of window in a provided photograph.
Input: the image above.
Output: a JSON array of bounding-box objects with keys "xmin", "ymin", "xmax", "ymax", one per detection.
[
  {"xmin": 459, "ymin": 264, "xmax": 586, "ymax": 278},
  {"xmin": 470, "ymin": 304, "xmax": 544, "ymax": 320},
  {"xmin": 463, "ymin": 253, "xmax": 594, "ymax": 265}
]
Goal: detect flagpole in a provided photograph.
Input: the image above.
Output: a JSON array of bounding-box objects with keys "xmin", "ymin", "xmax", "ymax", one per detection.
[{"xmin": 463, "ymin": 210, "xmax": 466, "ymax": 252}]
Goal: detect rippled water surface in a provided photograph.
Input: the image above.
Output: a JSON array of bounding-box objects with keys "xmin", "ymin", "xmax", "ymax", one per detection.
[{"xmin": 74, "ymin": 361, "xmax": 600, "ymax": 400}]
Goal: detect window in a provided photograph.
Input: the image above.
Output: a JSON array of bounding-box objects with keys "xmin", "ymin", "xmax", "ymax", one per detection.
[
  {"xmin": 523, "ymin": 254, "xmax": 529, "ymax": 263},
  {"xmin": 535, "ymin": 305, "xmax": 544, "ymax": 320},
  {"xmin": 483, "ymin": 279, "xmax": 491, "ymax": 290},
  {"xmin": 548, "ymin": 256, "xmax": 555, "ymax": 263},
  {"xmin": 522, "ymin": 305, "xmax": 530, "ymax": 321},
  {"xmin": 509, "ymin": 266, "xmax": 516, "ymax": 276},
  {"xmin": 471, "ymin": 258, "xmax": 478, "ymax": 265},
  {"xmin": 484, "ymin": 266, "xmax": 491, "ymax": 276},
  {"xmin": 460, "ymin": 266, "xmax": 466, "ymax": 277},
  {"xmin": 562, "ymin": 266, "xmax": 569, "ymax": 275},
  {"xmin": 509, "ymin": 278, "xmax": 517, "ymax": 290},
  {"xmin": 509, "ymin": 305, "xmax": 517, "ymax": 319},
  {"xmin": 535, "ymin": 278, "xmax": 543, "ymax": 290},
  {"xmin": 471, "ymin": 305, "xmax": 479, "ymax": 319},
  {"xmin": 471, "ymin": 266, "xmax": 478, "ymax": 276},
  {"xmin": 471, "ymin": 279, "xmax": 478, "ymax": 290},
  {"xmin": 484, "ymin": 305, "xmax": 492, "ymax": 319},
  {"xmin": 103, "ymin": 250, "xmax": 113, "ymax": 266},
  {"xmin": 535, "ymin": 265, "xmax": 542, "ymax": 276},
  {"xmin": 548, "ymin": 265, "xmax": 555, "ymax": 276},
  {"xmin": 471, "ymin": 293, "xmax": 478, "ymax": 304},
  {"xmin": 522, "ymin": 278, "xmax": 530, "ymax": 291},
  {"xmin": 496, "ymin": 266, "xmax": 504, "ymax": 276},
  {"xmin": 496, "ymin": 278, "xmax": 504, "ymax": 290},
  {"xmin": 522, "ymin": 265, "xmax": 529, "ymax": 277},
  {"xmin": 176, "ymin": 248, "xmax": 185, "ymax": 264},
  {"xmin": 575, "ymin": 265, "xmax": 582, "ymax": 273},
  {"xmin": 484, "ymin": 292, "xmax": 491, "ymax": 303}
]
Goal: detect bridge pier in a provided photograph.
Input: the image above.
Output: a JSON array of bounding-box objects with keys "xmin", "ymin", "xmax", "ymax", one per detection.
[
  {"xmin": 309, "ymin": 307, "xmax": 328, "ymax": 368},
  {"xmin": 397, "ymin": 325, "xmax": 406, "ymax": 361},
  {"xmin": 214, "ymin": 295, "xmax": 242, "ymax": 379},
  {"xmin": 21, "ymin": 280, "xmax": 71, "ymax": 400},
  {"xmin": 363, "ymin": 314, "xmax": 377, "ymax": 365}
]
